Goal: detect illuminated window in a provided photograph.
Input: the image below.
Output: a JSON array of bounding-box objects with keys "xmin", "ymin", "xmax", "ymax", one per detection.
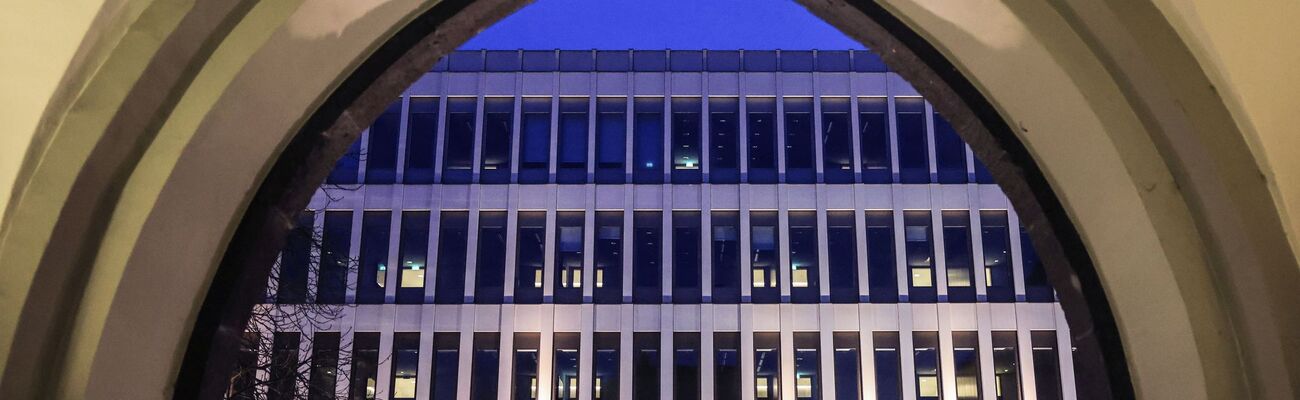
[
  {"xmin": 788, "ymin": 211, "xmax": 818, "ymax": 303},
  {"xmin": 397, "ymin": 211, "xmax": 429, "ymax": 303},
  {"xmin": 912, "ymin": 267, "xmax": 933, "ymax": 288},
  {"xmin": 671, "ymin": 98, "xmax": 703, "ymax": 183},
  {"xmin": 554, "ymin": 333, "xmax": 580, "ymax": 400},
  {"xmin": 792, "ymin": 266, "xmax": 810, "ymax": 288},
  {"xmin": 391, "ymin": 333, "xmax": 419, "ymax": 400},
  {"xmin": 943, "ymin": 210, "xmax": 975, "ymax": 303},
  {"xmin": 953, "ymin": 332, "xmax": 982, "ymax": 400},
  {"xmin": 515, "ymin": 211, "xmax": 546, "ymax": 304},
  {"xmin": 914, "ymin": 332, "xmax": 941, "ymax": 400},
  {"xmin": 750, "ymin": 212, "xmax": 779, "ymax": 302},
  {"xmin": 514, "ymin": 334, "xmax": 541, "ymax": 400},
  {"xmin": 796, "ymin": 377, "xmax": 814, "ymax": 398},
  {"xmin": 555, "ymin": 212, "xmax": 585, "ymax": 303},
  {"xmin": 905, "ymin": 211, "xmax": 937, "ymax": 302}
]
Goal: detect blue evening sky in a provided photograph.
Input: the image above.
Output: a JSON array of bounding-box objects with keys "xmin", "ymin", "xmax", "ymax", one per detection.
[{"xmin": 460, "ymin": 0, "xmax": 866, "ymax": 50}]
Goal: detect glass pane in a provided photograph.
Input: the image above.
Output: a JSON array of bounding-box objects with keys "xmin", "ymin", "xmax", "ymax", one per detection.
[{"xmin": 434, "ymin": 212, "xmax": 468, "ymax": 304}]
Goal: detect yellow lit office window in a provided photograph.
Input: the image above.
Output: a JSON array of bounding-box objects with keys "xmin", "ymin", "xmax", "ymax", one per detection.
[
  {"xmin": 947, "ymin": 267, "xmax": 971, "ymax": 287},
  {"xmin": 595, "ymin": 269, "xmax": 604, "ymax": 288},
  {"xmin": 756, "ymin": 377, "xmax": 771, "ymax": 398},
  {"xmin": 561, "ymin": 268, "xmax": 569, "ymax": 288},
  {"xmin": 985, "ymin": 267, "xmax": 994, "ymax": 287},
  {"xmin": 918, "ymin": 376, "xmax": 940, "ymax": 397},
  {"xmin": 377, "ymin": 264, "xmax": 387, "ymax": 287},
  {"xmin": 753, "ymin": 268, "xmax": 768, "ymax": 288},
  {"xmin": 366, "ymin": 377, "xmax": 377, "ymax": 399},
  {"xmin": 534, "ymin": 269, "xmax": 544, "ymax": 288},
  {"xmin": 956, "ymin": 376, "xmax": 979, "ymax": 398},
  {"xmin": 401, "ymin": 265, "xmax": 424, "ymax": 288},
  {"xmin": 792, "ymin": 266, "xmax": 809, "ymax": 288},
  {"xmin": 595, "ymin": 378, "xmax": 603, "ymax": 398},
  {"xmin": 796, "ymin": 376, "xmax": 814, "ymax": 398},
  {"xmin": 394, "ymin": 376, "xmax": 417, "ymax": 398},
  {"xmin": 530, "ymin": 377, "xmax": 539, "ymax": 399},
  {"xmin": 912, "ymin": 267, "xmax": 933, "ymax": 287},
  {"xmin": 571, "ymin": 268, "xmax": 582, "ymax": 288}
]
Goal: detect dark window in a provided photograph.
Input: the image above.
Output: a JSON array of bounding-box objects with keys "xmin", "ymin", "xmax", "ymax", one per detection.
[
  {"xmin": 784, "ymin": 98, "xmax": 816, "ymax": 183},
  {"xmin": 396, "ymin": 211, "xmax": 429, "ymax": 304},
  {"xmin": 357, "ymin": 211, "xmax": 389, "ymax": 304},
  {"xmin": 754, "ymin": 332, "xmax": 781, "ymax": 400},
  {"xmin": 671, "ymin": 97, "xmax": 703, "ymax": 183},
  {"xmin": 832, "ymin": 333, "xmax": 861, "ymax": 400},
  {"xmin": 559, "ymin": 50, "xmax": 594, "ymax": 71},
  {"xmin": 859, "ymin": 97, "xmax": 891, "ymax": 183},
  {"xmin": 327, "ymin": 139, "xmax": 360, "ymax": 184},
  {"xmin": 593, "ymin": 333, "xmax": 620, "ymax": 400},
  {"xmin": 822, "ymin": 98, "xmax": 854, "ymax": 183},
  {"xmin": 744, "ymin": 51, "xmax": 778, "ymax": 72},
  {"xmin": 633, "ymin": 211, "xmax": 663, "ymax": 303},
  {"xmin": 707, "ymin": 51, "xmax": 741, "ymax": 72},
  {"xmin": 434, "ymin": 211, "xmax": 468, "ymax": 304},
  {"xmin": 750, "ymin": 211, "xmax": 780, "ymax": 303},
  {"xmin": 866, "ymin": 211, "xmax": 898, "ymax": 303},
  {"xmin": 391, "ymin": 333, "xmax": 420, "ymax": 400},
  {"xmin": 349, "ymin": 333, "xmax": 380, "ymax": 400},
  {"xmin": 277, "ymin": 212, "xmax": 313, "ymax": 304},
  {"xmin": 1032, "ymin": 332, "xmax": 1063, "ymax": 400},
  {"xmin": 992, "ymin": 332, "xmax": 1022, "ymax": 400},
  {"xmin": 711, "ymin": 211, "xmax": 742, "ymax": 304},
  {"xmin": 594, "ymin": 211, "xmax": 624, "ymax": 304},
  {"xmin": 794, "ymin": 332, "xmax": 821, "ymax": 400},
  {"xmin": 896, "ymin": 98, "xmax": 930, "ymax": 184},
  {"xmin": 673, "ymin": 211, "xmax": 702, "ymax": 303},
  {"xmin": 913, "ymin": 332, "xmax": 942, "ymax": 400},
  {"xmin": 596, "ymin": 97, "xmax": 627, "ymax": 183},
  {"xmin": 475, "ymin": 211, "xmax": 508, "ymax": 304},
  {"xmin": 633, "ymin": 333, "xmax": 661, "ymax": 400},
  {"xmin": 509, "ymin": 332, "xmax": 540, "ymax": 400},
  {"xmin": 873, "ymin": 332, "xmax": 902, "ymax": 400},
  {"xmin": 670, "ymin": 51, "xmax": 704, "ymax": 71},
  {"xmin": 709, "ymin": 97, "xmax": 740, "ymax": 183},
  {"xmin": 308, "ymin": 332, "xmax": 340, "ymax": 400},
  {"xmin": 442, "ymin": 98, "xmax": 476, "ymax": 183},
  {"xmin": 449, "ymin": 51, "xmax": 484, "ymax": 71},
  {"xmin": 515, "ymin": 212, "xmax": 546, "ymax": 304},
  {"xmin": 268, "ymin": 332, "xmax": 299, "ymax": 400},
  {"xmin": 633, "ymin": 50, "xmax": 667, "ymax": 71},
  {"xmin": 675, "ymin": 332, "xmax": 702, "ymax": 400},
  {"xmin": 554, "ymin": 333, "xmax": 581, "ymax": 400},
  {"xmin": 431, "ymin": 333, "xmax": 460, "ymax": 400},
  {"xmin": 747, "ymin": 98, "xmax": 778, "ymax": 183},
  {"xmin": 522, "ymin": 51, "xmax": 555, "ymax": 71},
  {"xmin": 817, "ymin": 51, "xmax": 851, "ymax": 72},
  {"xmin": 485, "ymin": 50, "xmax": 520, "ymax": 71},
  {"xmin": 1022, "ymin": 226, "xmax": 1054, "ymax": 302},
  {"xmin": 789, "ymin": 211, "xmax": 820, "ymax": 303},
  {"xmin": 942, "ymin": 211, "xmax": 975, "ymax": 303},
  {"xmin": 480, "ymin": 97, "xmax": 513, "ymax": 184},
  {"xmin": 827, "ymin": 211, "xmax": 860, "ymax": 303},
  {"xmin": 852, "ymin": 51, "xmax": 887, "ymax": 72},
  {"xmin": 905, "ymin": 211, "xmax": 937, "ymax": 303},
  {"xmin": 365, "ymin": 100, "xmax": 401, "ymax": 183},
  {"xmin": 634, "ymin": 97, "xmax": 665, "ymax": 184},
  {"xmin": 558, "ymin": 97, "xmax": 589, "ymax": 184},
  {"xmin": 782, "ymin": 51, "xmax": 814, "ymax": 72},
  {"xmin": 934, "ymin": 113, "xmax": 969, "ymax": 183},
  {"xmin": 470, "ymin": 333, "xmax": 500, "ymax": 400},
  {"xmin": 520, "ymin": 97, "xmax": 553, "ymax": 184},
  {"xmin": 596, "ymin": 51, "xmax": 630, "ymax": 71},
  {"xmin": 953, "ymin": 332, "xmax": 981, "ymax": 400},
  {"xmin": 974, "ymin": 157, "xmax": 996, "ymax": 184},
  {"xmin": 982, "ymin": 211, "xmax": 1016, "ymax": 302},
  {"xmin": 405, "ymin": 97, "xmax": 439, "ymax": 183},
  {"xmin": 714, "ymin": 332, "xmax": 742, "ymax": 400},
  {"xmin": 554, "ymin": 211, "xmax": 585, "ymax": 304}
]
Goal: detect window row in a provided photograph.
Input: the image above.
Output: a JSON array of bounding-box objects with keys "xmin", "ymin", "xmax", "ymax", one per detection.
[
  {"xmin": 327, "ymin": 96, "xmax": 994, "ymax": 186},
  {"xmin": 433, "ymin": 49, "xmax": 888, "ymax": 73},
  {"xmin": 233, "ymin": 330, "xmax": 1069, "ymax": 400},
  {"xmin": 274, "ymin": 209, "xmax": 1054, "ymax": 306}
]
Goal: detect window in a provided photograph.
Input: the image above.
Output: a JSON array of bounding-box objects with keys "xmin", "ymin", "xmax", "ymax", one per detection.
[
  {"xmin": 405, "ymin": 97, "xmax": 438, "ymax": 183},
  {"xmin": 992, "ymin": 332, "xmax": 1022, "ymax": 400},
  {"xmin": 714, "ymin": 332, "xmax": 742, "ymax": 400},
  {"xmin": 675, "ymin": 333, "xmax": 702, "ymax": 400},
  {"xmin": 522, "ymin": 50, "xmax": 555, "ymax": 71},
  {"xmin": 953, "ymin": 332, "xmax": 982, "ymax": 400},
  {"xmin": 744, "ymin": 51, "xmax": 778, "ymax": 72},
  {"xmin": 817, "ymin": 51, "xmax": 851, "ymax": 72},
  {"xmin": 443, "ymin": 98, "xmax": 476, "ymax": 183},
  {"xmin": 934, "ymin": 112, "xmax": 969, "ymax": 183},
  {"xmin": 554, "ymin": 333, "xmax": 581, "ymax": 400},
  {"xmin": 520, "ymin": 97, "xmax": 552, "ymax": 184},
  {"xmin": 794, "ymin": 332, "xmax": 821, "ymax": 400},
  {"xmin": 434, "ymin": 211, "xmax": 468, "ymax": 304},
  {"xmin": 711, "ymin": 211, "xmax": 741, "ymax": 303},
  {"xmin": 594, "ymin": 211, "xmax": 623, "ymax": 304},
  {"xmin": 431, "ymin": 333, "xmax": 460, "ymax": 400},
  {"xmin": 357, "ymin": 211, "xmax": 390, "ymax": 304},
  {"xmin": 349, "ymin": 333, "xmax": 380, "ymax": 400},
  {"xmin": 982, "ymin": 211, "xmax": 1016, "ymax": 302},
  {"xmin": 470, "ymin": 333, "xmax": 500, "ymax": 400},
  {"xmin": 709, "ymin": 97, "xmax": 740, "ymax": 183},
  {"xmin": 673, "ymin": 211, "xmax": 702, "ymax": 303},
  {"xmin": 942, "ymin": 211, "xmax": 975, "ymax": 303},
  {"xmin": 364, "ymin": 100, "xmax": 401, "ymax": 183},
  {"xmin": 308, "ymin": 332, "xmax": 340, "ymax": 400},
  {"xmin": 822, "ymin": 97, "xmax": 854, "ymax": 183},
  {"xmin": 853, "ymin": 51, "xmax": 888, "ymax": 72},
  {"xmin": 974, "ymin": 156, "xmax": 996, "ymax": 184},
  {"xmin": 1021, "ymin": 226, "xmax": 1054, "ymax": 302},
  {"xmin": 671, "ymin": 97, "xmax": 703, "ymax": 183},
  {"xmin": 596, "ymin": 50, "xmax": 630, "ymax": 71},
  {"xmin": 707, "ymin": 51, "xmax": 741, "ymax": 72},
  {"xmin": 634, "ymin": 97, "xmax": 665, "ymax": 183},
  {"xmin": 788, "ymin": 211, "xmax": 819, "ymax": 303},
  {"xmin": 784, "ymin": 97, "xmax": 815, "ymax": 183},
  {"xmin": 475, "ymin": 211, "xmax": 508, "ymax": 304},
  {"xmin": 558, "ymin": 97, "xmax": 589, "ymax": 183},
  {"xmin": 481, "ymin": 97, "xmax": 513, "ymax": 184},
  {"xmin": 832, "ymin": 333, "xmax": 861, "ymax": 400},
  {"xmin": 593, "ymin": 333, "xmax": 620, "ymax": 400},
  {"xmin": 515, "ymin": 211, "xmax": 547, "ymax": 304},
  {"xmin": 1032, "ymin": 332, "xmax": 1063, "ymax": 400},
  {"xmin": 554, "ymin": 211, "xmax": 584, "ymax": 304},
  {"xmin": 670, "ymin": 51, "xmax": 704, "ymax": 71},
  {"xmin": 449, "ymin": 51, "xmax": 485, "ymax": 71},
  {"xmin": 859, "ymin": 97, "xmax": 891, "ymax": 183},
  {"xmin": 747, "ymin": 98, "xmax": 778, "ymax": 183},
  {"xmin": 485, "ymin": 50, "xmax": 520, "ymax": 71},
  {"xmin": 276, "ymin": 212, "xmax": 312, "ymax": 304},
  {"xmin": 633, "ymin": 50, "xmax": 667, "ymax": 71},
  {"xmin": 750, "ymin": 211, "xmax": 780, "ymax": 303},
  {"xmin": 896, "ymin": 98, "xmax": 930, "ymax": 184},
  {"xmin": 914, "ymin": 332, "xmax": 942, "ymax": 400},
  {"xmin": 268, "ymin": 332, "xmax": 299, "ymax": 400},
  {"xmin": 866, "ymin": 211, "xmax": 898, "ymax": 303},
  {"xmin": 559, "ymin": 50, "xmax": 593, "ymax": 71},
  {"xmin": 873, "ymin": 332, "xmax": 902, "ymax": 400},
  {"xmin": 396, "ymin": 211, "xmax": 429, "ymax": 303},
  {"xmin": 754, "ymin": 332, "xmax": 781, "ymax": 400},
  {"xmin": 327, "ymin": 139, "xmax": 361, "ymax": 184},
  {"xmin": 782, "ymin": 51, "xmax": 814, "ymax": 72},
  {"xmin": 596, "ymin": 98, "xmax": 627, "ymax": 183},
  {"xmin": 633, "ymin": 333, "xmax": 661, "ymax": 400},
  {"xmin": 633, "ymin": 211, "xmax": 663, "ymax": 303},
  {"xmin": 317, "ymin": 211, "xmax": 350, "ymax": 304},
  {"xmin": 905, "ymin": 211, "xmax": 937, "ymax": 303},
  {"xmin": 827, "ymin": 211, "xmax": 859, "ymax": 303},
  {"xmin": 391, "ymin": 333, "xmax": 420, "ymax": 400}
]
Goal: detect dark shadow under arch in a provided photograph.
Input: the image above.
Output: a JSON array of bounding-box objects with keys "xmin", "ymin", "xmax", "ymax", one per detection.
[{"xmin": 177, "ymin": 1, "xmax": 1135, "ymax": 399}]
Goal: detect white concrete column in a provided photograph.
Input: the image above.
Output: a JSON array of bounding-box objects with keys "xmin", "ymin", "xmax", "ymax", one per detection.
[
  {"xmin": 701, "ymin": 188, "xmax": 714, "ymax": 302},
  {"xmin": 779, "ymin": 304, "xmax": 795, "ymax": 400},
  {"xmin": 1007, "ymin": 209, "xmax": 1029, "ymax": 301},
  {"xmin": 924, "ymin": 101, "xmax": 938, "ymax": 182},
  {"xmin": 899, "ymin": 306, "xmax": 917, "ymax": 400},
  {"xmin": 395, "ymin": 95, "xmax": 411, "ymax": 183},
  {"xmin": 1056, "ymin": 305, "xmax": 1079, "ymax": 400},
  {"xmin": 892, "ymin": 205, "xmax": 909, "ymax": 301},
  {"xmin": 345, "ymin": 208, "xmax": 364, "ymax": 303},
  {"xmin": 661, "ymin": 306, "xmax": 675, "ymax": 400},
  {"xmin": 815, "ymin": 186, "xmax": 831, "ymax": 302},
  {"xmin": 739, "ymin": 186, "xmax": 753, "ymax": 301},
  {"xmin": 543, "ymin": 207, "xmax": 558, "ymax": 302},
  {"xmin": 384, "ymin": 204, "xmax": 403, "ymax": 302},
  {"xmin": 818, "ymin": 306, "xmax": 838, "ymax": 400},
  {"xmin": 471, "ymin": 73, "xmax": 486, "ymax": 182},
  {"xmin": 740, "ymin": 304, "xmax": 756, "ymax": 400},
  {"xmin": 463, "ymin": 188, "xmax": 482, "ymax": 302},
  {"xmin": 969, "ymin": 203, "xmax": 989, "ymax": 302},
  {"xmin": 931, "ymin": 206, "xmax": 949, "ymax": 302},
  {"xmin": 620, "ymin": 304, "xmax": 635, "ymax": 400},
  {"xmin": 424, "ymin": 200, "xmax": 442, "ymax": 303},
  {"xmin": 938, "ymin": 306, "xmax": 959, "ymax": 400},
  {"xmin": 502, "ymin": 192, "xmax": 519, "ymax": 302},
  {"xmin": 777, "ymin": 190, "xmax": 791, "ymax": 302}
]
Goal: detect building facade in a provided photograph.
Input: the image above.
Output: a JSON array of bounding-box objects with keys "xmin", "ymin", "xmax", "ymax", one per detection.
[{"xmin": 259, "ymin": 50, "xmax": 1078, "ymax": 400}]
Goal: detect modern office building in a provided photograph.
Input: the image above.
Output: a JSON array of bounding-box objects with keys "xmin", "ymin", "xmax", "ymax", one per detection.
[{"xmin": 258, "ymin": 49, "xmax": 1077, "ymax": 400}]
